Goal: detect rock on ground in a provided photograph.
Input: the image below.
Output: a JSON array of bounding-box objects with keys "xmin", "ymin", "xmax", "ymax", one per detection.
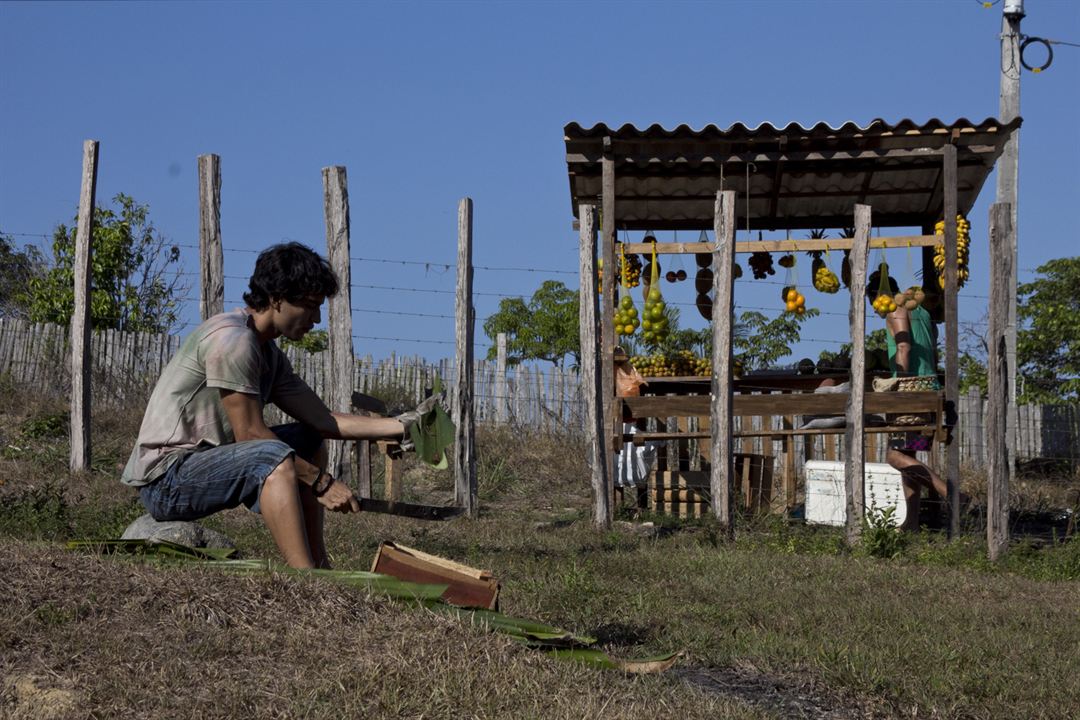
[{"xmin": 121, "ymin": 514, "xmax": 236, "ymax": 549}]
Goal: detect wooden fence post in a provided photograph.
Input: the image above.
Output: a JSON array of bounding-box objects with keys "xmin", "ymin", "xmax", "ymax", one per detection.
[
  {"xmin": 578, "ymin": 204, "xmax": 609, "ymax": 528},
  {"xmin": 710, "ymin": 190, "xmax": 737, "ymax": 536},
  {"xmin": 987, "ymin": 202, "xmax": 1012, "ymax": 560},
  {"xmin": 943, "ymin": 143, "xmax": 961, "ymax": 537},
  {"xmin": 454, "ymin": 198, "xmax": 477, "ymax": 516},
  {"xmin": 198, "ymin": 154, "xmax": 224, "ymax": 320},
  {"xmin": 70, "ymin": 140, "xmax": 99, "ymax": 473},
  {"xmin": 845, "ymin": 203, "xmax": 871, "ymax": 543},
  {"xmin": 322, "ymin": 166, "xmax": 354, "ymax": 482},
  {"xmin": 600, "ymin": 141, "xmax": 617, "ymax": 512},
  {"xmin": 496, "ymin": 332, "xmax": 508, "ymax": 424}
]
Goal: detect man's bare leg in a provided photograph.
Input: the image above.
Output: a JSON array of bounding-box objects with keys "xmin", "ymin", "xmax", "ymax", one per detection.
[
  {"xmin": 888, "ymin": 448, "xmax": 947, "ymax": 531},
  {"xmin": 260, "ymin": 456, "xmax": 315, "ymax": 568},
  {"xmin": 300, "ymin": 444, "xmax": 330, "ymax": 569}
]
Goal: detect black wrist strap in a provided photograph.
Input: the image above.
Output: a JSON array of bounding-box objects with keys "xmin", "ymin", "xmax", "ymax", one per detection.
[{"xmin": 312, "ymin": 470, "xmax": 333, "ymax": 497}]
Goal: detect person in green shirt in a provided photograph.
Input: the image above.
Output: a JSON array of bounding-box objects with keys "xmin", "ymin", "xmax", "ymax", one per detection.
[{"xmin": 868, "ymin": 271, "xmax": 949, "ymax": 531}]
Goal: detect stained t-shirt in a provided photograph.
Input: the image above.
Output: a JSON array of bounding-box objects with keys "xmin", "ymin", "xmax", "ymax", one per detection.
[{"xmin": 121, "ymin": 309, "xmax": 311, "ymax": 487}]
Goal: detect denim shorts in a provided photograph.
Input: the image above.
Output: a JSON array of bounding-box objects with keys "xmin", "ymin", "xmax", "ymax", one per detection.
[{"xmin": 139, "ymin": 424, "xmax": 323, "ymax": 522}]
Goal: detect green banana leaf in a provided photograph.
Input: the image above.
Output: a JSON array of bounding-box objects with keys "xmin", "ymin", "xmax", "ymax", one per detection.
[
  {"xmin": 66, "ymin": 539, "xmax": 238, "ymax": 561},
  {"xmin": 548, "ymin": 648, "xmax": 685, "ymax": 674},
  {"xmin": 436, "ymin": 606, "xmax": 596, "ymax": 646},
  {"xmin": 410, "ymin": 376, "xmax": 455, "ymax": 469}
]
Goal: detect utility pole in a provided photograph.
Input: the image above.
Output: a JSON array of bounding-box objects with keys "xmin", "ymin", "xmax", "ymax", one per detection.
[{"xmin": 996, "ymin": 0, "xmax": 1023, "ymax": 483}]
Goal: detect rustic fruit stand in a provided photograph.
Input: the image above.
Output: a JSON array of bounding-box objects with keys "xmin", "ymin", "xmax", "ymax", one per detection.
[{"xmin": 567, "ymin": 118, "xmax": 1021, "ymax": 536}]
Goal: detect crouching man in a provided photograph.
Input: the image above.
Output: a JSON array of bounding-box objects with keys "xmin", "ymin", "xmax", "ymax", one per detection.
[{"xmin": 122, "ymin": 242, "xmax": 421, "ymax": 569}]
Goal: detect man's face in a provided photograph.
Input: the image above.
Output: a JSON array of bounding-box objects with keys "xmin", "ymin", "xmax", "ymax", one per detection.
[{"xmin": 274, "ymin": 295, "xmax": 324, "ymax": 340}]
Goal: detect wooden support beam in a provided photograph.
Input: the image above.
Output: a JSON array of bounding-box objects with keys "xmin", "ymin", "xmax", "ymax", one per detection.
[
  {"xmin": 987, "ymin": 202, "xmax": 1012, "ymax": 560},
  {"xmin": 322, "ymin": 166, "xmax": 354, "ymax": 482},
  {"xmin": 621, "ymin": 235, "xmax": 941, "ymax": 255},
  {"xmin": 844, "ymin": 203, "xmax": 872, "ymax": 544},
  {"xmin": 197, "ymin": 154, "xmax": 224, "ymax": 320},
  {"xmin": 70, "ymin": 139, "xmax": 99, "ymax": 473},
  {"xmin": 495, "ymin": 333, "xmax": 508, "ymax": 424},
  {"xmin": 600, "ymin": 143, "xmax": 617, "ymax": 520},
  {"xmin": 454, "ymin": 198, "xmax": 477, "ymax": 517},
  {"xmin": 709, "ymin": 190, "xmax": 737, "ymax": 536},
  {"xmin": 578, "ymin": 204, "xmax": 609, "ymax": 528},
  {"xmin": 943, "ymin": 144, "xmax": 960, "ymax": 537}
]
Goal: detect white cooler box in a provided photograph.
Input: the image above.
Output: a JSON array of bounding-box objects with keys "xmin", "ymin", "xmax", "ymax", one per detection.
[{"xmin": 804, "ymin": 460, "xmax": 906, "ymax": 527}]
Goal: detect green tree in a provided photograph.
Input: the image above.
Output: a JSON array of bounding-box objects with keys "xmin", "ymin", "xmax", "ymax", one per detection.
[
  {"xmin": 26, "ymin": 194, "xmax": 185, "ymax": 333},
  {"xmin": 1017, "ymin": 257, "xmax": 1080, "ymax": 403},
  {"xmin": 483, "ymin": 280, "xmax": 580, "ymax": 367},
  {"xmin": 735, "ymin": 308, "xmax": 820, "ymax": 370},
  {"xmin": 279, "ymin": 329, "xmax": 329, "ymax": 354},
  {"xmin": 0, "ymin": 234, "xmax": 45, "ymax": 318}
]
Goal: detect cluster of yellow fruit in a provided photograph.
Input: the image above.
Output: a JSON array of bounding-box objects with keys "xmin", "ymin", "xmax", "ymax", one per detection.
[
  {"xmin": 871, "ymin": 293, "xmax": 898, "ymax": 317},
  {"xmin": 631, "ymin": 350, "xmax": 712, "ymax": 378},
  {"xmin": 783, "ymin": 287, "xmax": 807, "ymax": 315},
  {"xmin": 933, "ymin": 214, "xmax": 971, "ymax": 288},
  {"xmin": 641, "ymin": 287, "xmax": 669, "ymax": 345},
  {"xmin": 614, "ymin": 294, "xmax": 640, "ymax": 337},
  {"xmin": 596, "ymin": 253, "xmax": 644, "ymax": 292},
  {"xmin": 811, "ymin": 258, "xmax": 840, "ymax": 293}
]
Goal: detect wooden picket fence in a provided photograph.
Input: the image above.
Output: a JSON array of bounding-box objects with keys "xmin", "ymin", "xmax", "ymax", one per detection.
[{"xmin": 1, "ymin": 316, "xmax": 1077, "ymax": 471}]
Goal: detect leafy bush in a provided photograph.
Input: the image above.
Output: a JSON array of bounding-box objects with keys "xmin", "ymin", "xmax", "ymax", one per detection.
[{"xmin": 861, "ymin": 506, "xmax": 907, "ymax": 559}]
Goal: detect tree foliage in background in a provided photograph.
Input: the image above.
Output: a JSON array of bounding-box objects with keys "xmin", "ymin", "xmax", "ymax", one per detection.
[
  {"xmin": 483, "ymin": 280, "xmax": 580, "ymax": 367},
  {"xmin": 736, "ymin": 308, "xmax": 820, "ymax": 370},
  {"xmin": 1016, "ymin": 257, "xmax": 1080, "ymax": 403},
  {"xmin": 279, "ymin": 329, "xmax": 329, "ymax": 355},
  {"xmin": 0, "ymin": 234, "xmax": 45, "ymax": 318},
  {"xmin": 25, "ymin": 194, "xmax": 186, "ymax": 334}
]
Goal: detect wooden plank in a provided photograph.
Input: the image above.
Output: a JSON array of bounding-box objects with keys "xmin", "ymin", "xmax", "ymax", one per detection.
[
  {"xmin": 987, "ymin": 202, "xmax": 1012, "ymax": 561},
  {"xmin": 844, "ymin": 203, "xmax": 871, "ymax": 544},
  {"xmin": 621, "ymin": 235, "xmax": 941, "ymax": 255},
  {"xmin": 943, "ymin": 143, "xmax": 960, "ymax": 537},
  {"xmin": 322, "ymin": 165, "xmax": 354, "ymax": 483},
  {"xmin": 197, "ymin": 154, "xmax": 224, "ymax": 320},
  {"xmin": 70, "ymin": 139, "xmax": 98, "ymax": 473},
  {"xmin": 709, "ymin": 189, "xmax": 736, "ymax": 535},
  {"xmin": 578, "ymin": 203, "xmax": 608, "ymax": 527},
  {"xmin": 601, "ymin": 146, "xmax": 616, "ymax": 517},
  {"xmin": 782, "ymin": 413, "xmax": 796, "ymax": 513},
  {"xmin": 624, "ymin": 391, "xmax": 943, "ymax": 418},
  {"xmin": 371, "ymin": 542, "xmax": 499, "ymax": 610},
  {"xmin": 453, "ymin": 197, "xmax": 477, "ymax": 516},
  {"xmin": 379, "ymin": 442, "xmax": 403, "ymax": 502}
]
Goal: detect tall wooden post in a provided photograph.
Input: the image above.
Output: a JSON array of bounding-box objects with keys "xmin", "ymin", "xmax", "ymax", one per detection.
[
  {"xmin": 578, "ymin": 204, "xmax": 609, "ymax": 528},
  {"xmin": 844, "ymin": 204, "xmax": 872, "ymax": 543},
  {"xmin": 322, "ymin": 166, "xmax": 354, "ymax": 482},
  {"xmin": 70, "ymin": 140, "xmax": 99, "ymax": 473},
  {"xmin": 454, "ymin": 198, "xmax": 477, "ymax": 516},
  {"xmin": 600, "ymin": 139, "xmax": 617, "ymax": 510},
  {"xmin": 198, "ymin": 154, "xmax": 224, "ymax": 320},
  {"xmin": 495, "ymin": 332, "xmax": 508, "ymax": 424},
  {"xmin": 987, "ymin": 203, "xmax": 1013, "ymax": 560},
  {"xmin": 997, "ymin": 8, "xmax": 1022, "ymax": 488},
  {"xmin": 943, "ymin": 143, "xmax": 961, "ymax": 536},
  {"xmin": 709, "ymin": 190, "xmax": 737, "ymax": 536}
]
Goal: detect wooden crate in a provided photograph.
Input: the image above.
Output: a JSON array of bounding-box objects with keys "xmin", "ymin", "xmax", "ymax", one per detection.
[
  {"xmin": 647, "ymin": 457, "xmax": 774, "ymax": 518},
  {"xmin": 371, "ymin": 542, "xmax": 500, "ymax": 610}
]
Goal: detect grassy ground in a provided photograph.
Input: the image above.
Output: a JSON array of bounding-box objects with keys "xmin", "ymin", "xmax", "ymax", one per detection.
[{"xmin": 1, "ymin": 381, "xmax": 1078, "ymax": 719}]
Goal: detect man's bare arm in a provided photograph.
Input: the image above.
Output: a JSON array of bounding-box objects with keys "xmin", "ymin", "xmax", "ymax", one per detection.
[
  {"xmin": 886, "ymin": 309, "xmax": 912, "ymax": 374},
  {"xmin": 220, "ymin": 389, "xmax": 319, "ymax": 486},
  {"xmin": 274, "ymin": 384, "xmax": 403, "ymax": 441}
]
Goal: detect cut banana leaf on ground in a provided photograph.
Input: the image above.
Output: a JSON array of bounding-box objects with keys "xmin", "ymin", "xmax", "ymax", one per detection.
[
  {"xmin": 437, "ymin": 606, "xmax": 596, "ymax": 646},
  {"xmin": 410, "ymin": 376, "xmax": 455, "ymax": 468},
  {"xmin": 66, "ymin": 539, "xmax": 238, "ymax": 561}
]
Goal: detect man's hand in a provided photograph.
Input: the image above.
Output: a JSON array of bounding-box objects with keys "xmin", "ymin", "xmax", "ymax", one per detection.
[
  {"xmin": 394, "ymin": 391, "xmax": 448, "ymax": 451},
  {"xmin": 315, "ymin": 477, "xmax": 361, "ymax": 513}
]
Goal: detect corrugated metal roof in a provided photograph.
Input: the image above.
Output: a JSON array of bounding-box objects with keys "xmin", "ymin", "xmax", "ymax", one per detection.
[{"xmin": 565, "ymin": 118, "xmax": 1021, "ymax": 230}]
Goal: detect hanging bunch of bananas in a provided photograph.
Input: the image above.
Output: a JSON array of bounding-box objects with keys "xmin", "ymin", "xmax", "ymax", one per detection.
[{"xmin": 933, "ymin": 214, "xmax": 971, "ymax": 288}]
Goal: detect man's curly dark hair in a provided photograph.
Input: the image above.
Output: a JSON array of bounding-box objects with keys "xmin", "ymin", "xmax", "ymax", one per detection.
[{"xmin": 243, "ymin": 242, "xmax": 339, "ymax": 310}]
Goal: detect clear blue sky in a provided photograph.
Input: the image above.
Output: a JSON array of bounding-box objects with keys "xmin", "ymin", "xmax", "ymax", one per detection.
[{"xmin": 2, "ymin": 0, "xmax": 1078, "ymax": 365}]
